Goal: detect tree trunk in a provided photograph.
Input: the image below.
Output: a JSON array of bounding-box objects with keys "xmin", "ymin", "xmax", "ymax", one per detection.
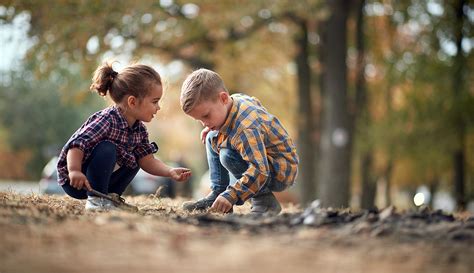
[
  {"xmin": 452, "ymin": 0, "xmax": 467, "ymax": 211},
  {"xmin": 318, "ymin": 0, "xmax": 351, "ymax": 208},
  {"xmin": 384, "ymin": 159, "xmax": 393, "ymax": 206},
  {"xmin": 453, "ymin": 150, "xmax": 466, "ymax": 210},
  {"xmin": 352, "ymin": 0, "xmax": 376, "ymax": 209},
  {"xmin": 360, "ymin": 152, "xmax": 376, "ymax": 209},
  {"xmin": 294, "ymin": 19, "xmax": 316, "ymax": 205},
  {"xmin": 429, "ymin": 178, "xmax": 439, "ymax": 208}
]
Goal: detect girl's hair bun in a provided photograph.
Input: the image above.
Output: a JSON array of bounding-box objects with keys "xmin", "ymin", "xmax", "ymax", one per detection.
[{"xmin": 90, "ymin": 62, "xmax": 118, "ymax": 96}]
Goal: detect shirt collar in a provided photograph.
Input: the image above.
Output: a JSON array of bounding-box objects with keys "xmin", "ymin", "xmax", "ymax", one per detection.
[
  {"xmin": 112, "ymin": 106, "xmax": 140, "ymax": 130},
  {"xmin": 219, "ymin": 96, "xmax": 238, "ymax": 135}
]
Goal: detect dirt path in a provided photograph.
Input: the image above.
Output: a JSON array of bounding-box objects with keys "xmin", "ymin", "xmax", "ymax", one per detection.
[{"xmin": 0, "ymin": 192, "xmax": 473, "ymax": 273}]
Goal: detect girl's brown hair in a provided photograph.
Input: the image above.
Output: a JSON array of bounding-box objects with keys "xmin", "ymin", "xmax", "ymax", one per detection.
[{"xmin": 90, "ymin": 62, "xmax": 162, "ymax": 103}]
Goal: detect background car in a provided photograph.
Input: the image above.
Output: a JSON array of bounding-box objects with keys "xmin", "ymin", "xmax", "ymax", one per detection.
[
  {"xmin": 124, "ymin": 168, "xmax": 176, "ymax": 197},
  {"xmin": 39, "ymin": 156, "xmax": 64, "ymax": 194}
]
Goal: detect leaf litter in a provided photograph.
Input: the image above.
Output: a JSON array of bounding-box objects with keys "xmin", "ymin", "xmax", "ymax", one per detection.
[{"xmin": 0, "ymin": 191, "xmax": 473, "ymax": 273}]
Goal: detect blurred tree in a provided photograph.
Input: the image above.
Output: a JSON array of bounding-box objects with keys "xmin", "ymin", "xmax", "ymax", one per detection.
[
  {"xmin": 318, "ymin": 0, "xmax": 352, "ymax": 207},
  {"xmin": 0, "ymin": 67, "xmax": 104, "ymax": 178},
  {"xmin": 451, "ymin": 0, "xmax": 469, "ymax": 210},
  {"xmin": 398, "ymin": 0, "xmax": 473, "ymax": 210},
  {"xmin": 274, "ymin": 3, "xmax": 325, "ymax": 204},
  {"xmin": 361, "ymin": 0, "xmax": 473, "ymax": 210},
  {"xmin": 292, "ymin": 15, "xmax": 316, "ymax": 205},
  {"xmin": 352, "ymin": 0, "xmax": 377, "ymax": 209}
]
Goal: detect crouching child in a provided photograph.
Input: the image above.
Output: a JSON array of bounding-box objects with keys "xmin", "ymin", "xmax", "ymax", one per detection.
[{"xmin": 180, "ymin": 69, "xmax": 298, "ymax": 216}]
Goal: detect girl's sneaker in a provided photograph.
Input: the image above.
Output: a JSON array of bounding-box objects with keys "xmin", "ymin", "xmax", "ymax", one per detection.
[{"xmin": 85, "ymin": 196, "xmax": 118, "ymax": 211}]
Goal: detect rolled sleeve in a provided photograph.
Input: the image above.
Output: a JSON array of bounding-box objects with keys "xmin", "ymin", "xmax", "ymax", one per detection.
[{"xmin": 134, "ymin": 141, "xmax": 158, "ymax": 159}]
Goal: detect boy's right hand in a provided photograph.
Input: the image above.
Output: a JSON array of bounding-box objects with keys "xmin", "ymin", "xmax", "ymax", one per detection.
[
  {"xmin": 200, "ymin": 127, "xmax": 211, "ymax": 144},
  {"xmin": 68, "ymin": 170, "xmax": 92, "ymax": 191}
]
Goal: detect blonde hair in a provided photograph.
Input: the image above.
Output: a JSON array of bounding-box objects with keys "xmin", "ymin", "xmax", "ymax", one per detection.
[
  {"xmin": 90, "ymin": 62, "xmax": 162, "ymax": 103},
  {"xmin": 180, "ymin": 68, "xmax": 227, "ymax": 113}
]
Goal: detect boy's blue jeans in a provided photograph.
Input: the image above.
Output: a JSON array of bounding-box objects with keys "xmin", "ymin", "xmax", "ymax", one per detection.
[
  {"xmin": 62, "ymin": 141, "xmax": 139, "ymax": 199},
  {"xmin": 206, "ymin": 131, "xmax": 287, "ymax": 205}
]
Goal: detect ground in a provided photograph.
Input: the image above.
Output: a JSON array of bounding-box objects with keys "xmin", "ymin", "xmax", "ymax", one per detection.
[{"xmin": 0, "ymin": 191, "xmax": 473, "ymax": 273}]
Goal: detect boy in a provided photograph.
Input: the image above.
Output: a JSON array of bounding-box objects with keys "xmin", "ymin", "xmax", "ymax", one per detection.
[{"xmin": 180, "ymin": 69, "xmax": 298, "ymax": 215}]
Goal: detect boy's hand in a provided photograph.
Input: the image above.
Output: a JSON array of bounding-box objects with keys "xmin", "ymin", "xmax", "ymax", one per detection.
[
  {"xmin": 68, "ymin": 170, "xmax": 92, "ymax": 191},
  {"xmin": 169, "ymin": 168, "xmax": 192, "ymax": 182},
  {"xmin": 211, "ymin": 195, "xmax": 233, "ymax": 213},
  {"xmin": 200, "ymin": 127, "xmax": 211, "ymax": 144}
]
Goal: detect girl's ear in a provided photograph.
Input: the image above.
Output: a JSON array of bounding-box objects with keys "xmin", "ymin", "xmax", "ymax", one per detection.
[{"xmin": 127, "ymin": 95, "xmax": 138, "ymax": 108}]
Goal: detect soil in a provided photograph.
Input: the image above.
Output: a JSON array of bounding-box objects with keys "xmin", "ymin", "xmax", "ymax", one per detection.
[{"xmin": 0, "ymin": 191, "xmax": 473, "ymax": 273}]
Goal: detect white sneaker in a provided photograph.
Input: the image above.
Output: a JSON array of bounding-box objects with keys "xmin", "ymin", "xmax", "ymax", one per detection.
[{"xmin": 85, "ymin": 196, "xmax": 117, "ymax": 211}]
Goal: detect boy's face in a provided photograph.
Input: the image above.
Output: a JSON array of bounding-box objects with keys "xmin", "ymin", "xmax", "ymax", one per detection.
[{"xmin": 187, "ymin": 92, "xmax": 231, "ymax": 131}]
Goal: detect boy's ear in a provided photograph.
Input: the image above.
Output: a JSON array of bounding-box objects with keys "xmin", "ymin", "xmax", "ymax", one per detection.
[{"xmin": 219, "ymin": 91, "xmax": 230, "ymax": 104}]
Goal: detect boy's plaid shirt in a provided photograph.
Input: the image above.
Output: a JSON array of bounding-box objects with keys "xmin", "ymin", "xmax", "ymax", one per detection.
[
  {"xmin": 57, "ymin": 106, "xmax": 158, "ymax": 186},
  {"xmin": 213, "ymin": 93, "xmax": 299, "ymax": 205}
]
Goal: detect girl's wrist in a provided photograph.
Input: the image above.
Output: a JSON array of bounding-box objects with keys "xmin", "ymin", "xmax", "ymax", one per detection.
[{"xmin": 67, "ymin": 167, "xmax": 81, "ymax": 173}]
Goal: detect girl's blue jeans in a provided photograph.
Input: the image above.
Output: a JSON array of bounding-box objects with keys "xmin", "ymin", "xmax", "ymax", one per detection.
[
  {"xmin": 62, "ymin": 141, "xmax": 139, "ymax": 199},
  {"xmin": 206, "ymin": 131, "xmax": 286, "ymax": 205}
]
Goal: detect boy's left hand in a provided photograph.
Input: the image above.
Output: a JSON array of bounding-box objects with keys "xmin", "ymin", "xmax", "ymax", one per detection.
[
  {"xmin": 169, "ymin": 168, "xmax": 192, "ymax": 182},
  {"xmin": 211, "ymin": 196, "xmax": 233, "ymax": 213}
]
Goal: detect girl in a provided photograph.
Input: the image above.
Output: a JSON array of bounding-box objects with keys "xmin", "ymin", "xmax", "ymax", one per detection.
[{"xmin": 56, "ymin": 62, "xmax": 191, "ymax": 211}]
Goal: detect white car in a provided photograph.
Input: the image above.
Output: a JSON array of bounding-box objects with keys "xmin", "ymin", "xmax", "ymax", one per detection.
[{"xmin": 39, "ymin": 156, "xmax": 63, "ymax": 194}]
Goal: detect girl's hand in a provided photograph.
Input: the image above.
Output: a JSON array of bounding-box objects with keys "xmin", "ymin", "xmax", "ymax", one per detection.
[
  {"xmin": 68, "ymin": 170, "xmax": 92, "ymax": 191},
  {"xmin": 169, "ymin": 168, "xmax": 192, "ymax": 182},
  {"xmin": 200, "ymin": 127, "xmax": 211, "ymax": 144}
]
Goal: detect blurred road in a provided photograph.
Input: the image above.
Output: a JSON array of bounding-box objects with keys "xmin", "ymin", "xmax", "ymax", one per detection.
[{"xmin": 0, "ymin": 180, "xmax": 40, "ymax": 194}]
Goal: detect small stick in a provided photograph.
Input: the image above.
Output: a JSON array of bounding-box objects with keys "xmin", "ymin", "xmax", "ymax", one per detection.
[
  {"xmin": 88, "ymin": 188, "xmax": 115, "ymax": 202},
  {"xmin": 88, "ymin": 188, "xmax": 138, "ymax": 212}
]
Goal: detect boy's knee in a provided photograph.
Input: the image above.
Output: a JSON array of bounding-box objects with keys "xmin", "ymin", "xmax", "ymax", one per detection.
[
  {"xmin": 219, "ymin": 148, "xmax": 247, "ymax": 174},
  {"xmin": 219, "ymin": 149, "xmax": 232, "ymax": 167},
  {"xmin": 205, "ymin": 130, "xmax": 218, "ymax": 146},
  {"xmin": 269, "ymin": 181, "xmax": 288, "ymax": 192}
]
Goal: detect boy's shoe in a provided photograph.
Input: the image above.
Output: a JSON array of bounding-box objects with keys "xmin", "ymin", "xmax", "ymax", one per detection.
[
  {"xmin": 250, "ymin": 192, "xmax": 282, "ymax": 216},
  {"xmin": 85, "ymin": 196, "xmax": 118, "ymax": 211},
  {"xmin": 182, "ymin": 191, "xmax": 221, "ymax": 212}
]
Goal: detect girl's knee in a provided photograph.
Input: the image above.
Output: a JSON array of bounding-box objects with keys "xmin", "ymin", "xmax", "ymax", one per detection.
[
  {"xmin": 61, "ymin": 184, "xmax": 88, "ymax": 199},
  {"xmin": 94, "ymin": 141, "xmax": 117, "ymax": 157}
]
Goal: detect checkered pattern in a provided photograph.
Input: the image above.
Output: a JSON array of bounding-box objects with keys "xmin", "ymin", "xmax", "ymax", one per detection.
[
  {"xmin": 213, "ymin": 94, "xmax": 299, "ymax": 205},
  {"xmin": 57, "ymin": 106, "xmax": 158, "ymax": 186}
]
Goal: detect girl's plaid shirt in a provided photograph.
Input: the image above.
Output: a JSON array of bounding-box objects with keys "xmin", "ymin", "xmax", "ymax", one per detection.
[
  {"xmin": 56, "ymin": 106, "xmax": 158, "ymax": 186},
  {"xmin": 212, "ymin": 93, "xmax": 299, "ymax": 205}
]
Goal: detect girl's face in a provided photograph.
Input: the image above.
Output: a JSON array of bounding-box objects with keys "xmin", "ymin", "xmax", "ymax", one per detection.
[{"xmin": 135, "ymin": 84, "xmax": 163, "ymax": 123}]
